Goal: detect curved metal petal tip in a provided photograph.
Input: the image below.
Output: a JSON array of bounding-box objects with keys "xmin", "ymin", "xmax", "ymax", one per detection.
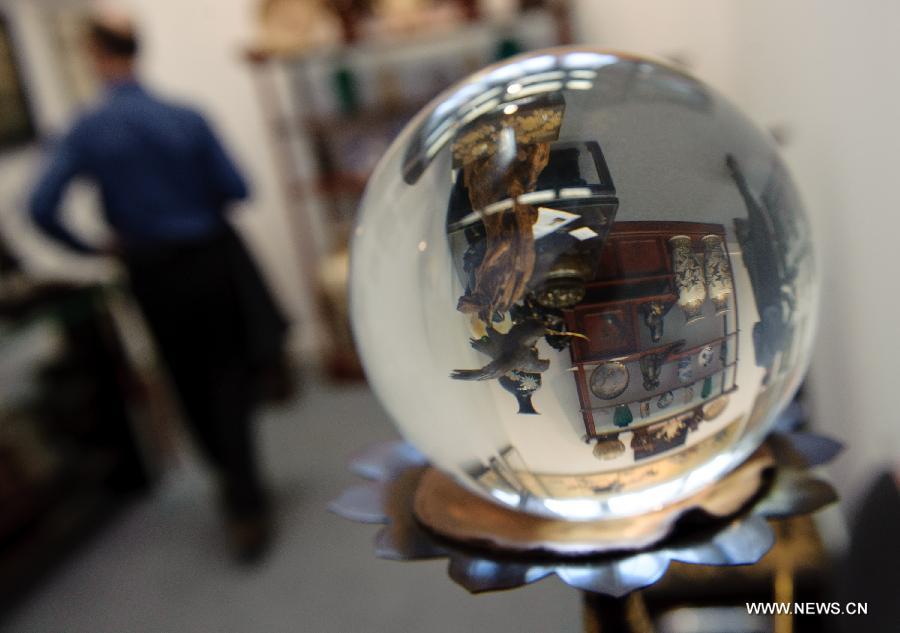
[
  {"xmin": 771, "ymin": 432, "xmax": 844, "ymax": 468},
  {"xmin": 668, "ymin": 515, "xmax": 774, "ymax": 566},
  {"xmin": 556, "ymin": 553, "xmax": 670, "ymax": 597},
  {"xmin": 448, "ymin": 554, "xmax": 553, "ymax": 593},
  {"xmin": 328, "ymin": 481, "xmax": 388, "ymax": 523},
  {"xmin": 756, "ymin": 471, "xmax": 838, "ymax": 518},
  {"xmin": 348, "ymin": 441, "xmax": 427, "ymax": 481}
]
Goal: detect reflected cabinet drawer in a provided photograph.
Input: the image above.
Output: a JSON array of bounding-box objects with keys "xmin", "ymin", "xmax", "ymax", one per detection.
[{"xmin": 571, "ymin": 305, "xmax": 638, "ymax": 358}]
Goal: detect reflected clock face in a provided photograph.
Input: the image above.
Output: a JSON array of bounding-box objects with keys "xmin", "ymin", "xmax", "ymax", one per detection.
[{"xmin": 350, "ymin": 48, "xmax": 817, "ymax": 521}]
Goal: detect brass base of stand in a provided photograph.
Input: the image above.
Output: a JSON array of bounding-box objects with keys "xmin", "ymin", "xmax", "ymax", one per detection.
[{"xmin": 413, "ymin": 445, "xmax": 774, "ymax": 555}]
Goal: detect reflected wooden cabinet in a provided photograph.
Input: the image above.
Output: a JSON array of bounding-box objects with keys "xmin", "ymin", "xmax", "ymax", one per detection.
[{"xmin": 564, "ymin": 221, "xmax": 738, "ymax": 440}]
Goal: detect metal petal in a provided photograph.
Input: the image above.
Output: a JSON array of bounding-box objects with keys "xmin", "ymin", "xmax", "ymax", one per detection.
[
  {"xmin": 328, "ymin": 482, "xmax": 389, "ymax": 523},
  {"xmin": 667, "ymin": 515, "xmax": 774, "ymax": 566},
  {"xmin": 348, "ymin": 441, "xmax": 428, "ymax": 481},
  {"xmin": 447, "ymin": 553, "xmax": 553, "ymax": 593},
  {"xmin": 555, "ymin": 553, "xmax": 670, "ymax": 597},
  {"xmin": 755, "ymin": 470, "xmax": 838, "ymax": 518},
  {"xmin": 769, "ymin": 432, "xmax": 843, "ymax": 468},
  {"xmin": 334, "ymin": 439, "xmax": 840, "ymax": 597}
]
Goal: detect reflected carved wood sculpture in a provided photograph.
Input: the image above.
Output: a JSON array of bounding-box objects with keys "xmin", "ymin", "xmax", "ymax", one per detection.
[
  {"xmin": 447, "ymin": 98, "xmax": 624, "ymax": 413},
  {"xmin": 456, "ymin": 142, "xmax": 550, "ymax": 322}
]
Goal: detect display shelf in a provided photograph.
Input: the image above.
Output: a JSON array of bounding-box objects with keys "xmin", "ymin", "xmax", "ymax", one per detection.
[
  {"xmin": 572, "ymin": 331, "xmax": 738, "ymax": 367},
  {"xmin": 580, "ymin": 361, "xmax": 739, "ymax": 412},
  {"xmin": 584, "ymin": 382, "xmax": 739, "ymax": 442},
  {"xmin": 246, "ymin": 2, "xmax": 572, "ymax": 374}
]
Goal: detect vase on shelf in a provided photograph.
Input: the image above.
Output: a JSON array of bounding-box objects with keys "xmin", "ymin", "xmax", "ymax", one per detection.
[
  {"xmin": 657, "ymin": 391, "xmax": 674, "ymax": 408},
  {"xmin": 639, "ymin": 300, "xmax": 672, "ymax": 343},
  {"xmin": 639, "ymin": 352, "xmax": 663, "ymax": 391},
  {"xmin": 702, "ymin": 234, "xmax": 733, "ymax": 315},
  {"xmin": 593, "ymin": 436, "xmax": 626, "ymax": 460},
  {"xmin": 677, "ymin": 357, "xmax": 693, "ymax": 383},
  {"xmin": 613, "ymin": 404, "xmax": 634, "ymax": 428},
  {"xmin": 669, "ymin": 235, "xmax": 706, "ymax": 324},
  {"xmin": 701, "ymin": 375, "xmax": 714, "ymax": 399},
  {"xmin": 499, "ymin": 371, "xmax": 540, "ymax": 414},
  {"xmin": 639, "ymin": 399, "xmax": 651, "ymax": 418},
  {"xmin": 639, "ymin": 340, "xmax": 684, "ymax": 391},
  {"xmin": 534, "ymin": 253, "xmax": 593, "ymax": 309}
]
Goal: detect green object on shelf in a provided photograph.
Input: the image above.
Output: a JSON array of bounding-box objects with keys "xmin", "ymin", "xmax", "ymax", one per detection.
[
  {"xmin": 701, "ymin": 376, "xmax": 713, "ymax": 399},
  {"xmin": 334, "ymin": 66, "xmax": 359, "ymax": 115},
  {"xmin": 613, "ymin": 404, "xmax": 634, "ymax": 428},
  {"xmin": 495, "ymin": 37, "xmax": 523, "ymax": 61}
]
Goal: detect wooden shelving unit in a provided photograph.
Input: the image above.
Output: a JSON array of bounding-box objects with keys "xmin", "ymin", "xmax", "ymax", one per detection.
[{"xmin": 246, "ymin": 1, "xmax": 572, "ymax": 375}]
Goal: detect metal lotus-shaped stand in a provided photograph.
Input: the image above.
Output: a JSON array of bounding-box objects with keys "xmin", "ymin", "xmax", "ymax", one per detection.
[{"xmin": 331, "ymin": 433, "xmax": 840, "ymax": 615}]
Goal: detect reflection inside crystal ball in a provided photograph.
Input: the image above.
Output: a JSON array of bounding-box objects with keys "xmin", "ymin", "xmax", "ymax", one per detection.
[{"xmin": 350, "ymin": 49, "xmax": 816, "ymax": 521}]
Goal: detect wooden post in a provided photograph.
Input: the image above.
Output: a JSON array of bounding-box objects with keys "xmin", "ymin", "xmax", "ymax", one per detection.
[{"xmin": 582, "ymin": 591, "xmax": 654, "ymax": 633}]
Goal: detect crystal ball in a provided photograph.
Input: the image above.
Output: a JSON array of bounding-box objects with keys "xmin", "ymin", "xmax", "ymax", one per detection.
[{"xmin": 350, "ymin": 49, "xmax": 817, "ymax": 521}]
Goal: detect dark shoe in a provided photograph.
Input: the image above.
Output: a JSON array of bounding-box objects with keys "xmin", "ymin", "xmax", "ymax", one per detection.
[
  {"xmin": 227, "ymin": 512, "xmax": 274, "ymax": 565},
  {"xmin": 255, "ymin": 355, "xmax": 298, "ymax": 405}
]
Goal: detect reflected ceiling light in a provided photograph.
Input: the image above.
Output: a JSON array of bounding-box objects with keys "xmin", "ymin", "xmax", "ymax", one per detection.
[
  {"xmin": 517, "ymin": 190, "xmax": 556, "ymax": 205},
  {"xmin": 519, "ymin": 53, "xmax": 557, "ymax": 74},
  {"xmin": 566, "ymin": 80, "xmax": 594, "ymax": 91},
  {"xmin": 515, "ymin": 80, "xmax": 564, "ymax": 98},
  {"xmin": 459, "ymin": 97, "xmax": 501, "ymax": 126},
  {"xmin": 561, "ymin": 51, "xmax": 618, "ymax": 69},
  {"xmin": 519, "ymin": 70, "xmax": 567, "ymax": 85}
]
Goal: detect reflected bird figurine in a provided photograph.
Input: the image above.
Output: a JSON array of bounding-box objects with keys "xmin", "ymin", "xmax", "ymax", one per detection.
[{"xmin": 451, "ymin": 320, "xmax": 550, "ymax": 381}]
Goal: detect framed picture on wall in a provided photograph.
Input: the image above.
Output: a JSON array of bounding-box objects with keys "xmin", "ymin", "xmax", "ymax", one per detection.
[{"xmin": 0, "ymin": 13, "xmax": 36, "ymax": 150}]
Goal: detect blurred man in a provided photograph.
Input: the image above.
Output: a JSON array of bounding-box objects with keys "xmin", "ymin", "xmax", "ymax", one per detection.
[{"xmin": 29, "ymin": 8, "xmax": 285, "ymax": 562}]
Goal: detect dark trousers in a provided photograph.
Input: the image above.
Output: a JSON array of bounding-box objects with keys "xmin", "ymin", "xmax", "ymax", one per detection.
[{"xmin": 125, "ymin": 228, "xmax": 269, "ymax": 519}]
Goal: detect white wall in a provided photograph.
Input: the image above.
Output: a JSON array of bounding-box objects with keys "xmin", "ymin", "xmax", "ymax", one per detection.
[
  {"xmin": 571, "ymin": 0, "xmax": 739, "ymax": 93},
  {"xmin": 573, "ymin": 0, "xmax": 900, "ymax": 505},
  {"xmin": 0, "ymin": 0, "xmax": 319, "ymax": 354}
]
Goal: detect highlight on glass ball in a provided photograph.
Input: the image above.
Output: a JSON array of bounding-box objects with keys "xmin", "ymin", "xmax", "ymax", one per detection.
[{"xmin": 350, "ymin": 48, "xmax": 817, "ymax": 521}]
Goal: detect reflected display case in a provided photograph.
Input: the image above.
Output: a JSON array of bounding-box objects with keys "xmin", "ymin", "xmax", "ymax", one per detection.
[{"xmin": 567, "ymin": 221, "xmax": 738, "ymax": 445}]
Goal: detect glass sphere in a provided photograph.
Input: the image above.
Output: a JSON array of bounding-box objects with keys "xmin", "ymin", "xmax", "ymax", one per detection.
[{"xmin": 350, "ymin": 49, "xmax": 817, "ymax": 521}]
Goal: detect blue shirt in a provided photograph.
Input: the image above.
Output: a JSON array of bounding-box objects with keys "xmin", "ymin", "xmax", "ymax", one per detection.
[{"xmin": 30, "ymin": 81, "xmax": 249, "ymax": 254}]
